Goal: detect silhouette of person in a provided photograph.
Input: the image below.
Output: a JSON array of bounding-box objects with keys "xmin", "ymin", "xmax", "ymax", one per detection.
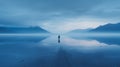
[
  {"xmin": 58, "ymin": 35, "xmax": 60, "ymax": 39},
  {"xmin": 58, "ymin": 35, "xmax": 60, "ymax": 43}
]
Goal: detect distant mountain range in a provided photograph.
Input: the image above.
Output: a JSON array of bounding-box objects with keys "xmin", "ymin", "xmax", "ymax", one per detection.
[
  {"xmin": 0, "ymin": 26, "xmax": 49, "ymax": 33},
  {"xmin": 90, "ymin": 23, "xmax": 120, "ymax": 32},
  {"xmin": 70, "ymin": 23, "xmax": 120, "ymax": 33}
]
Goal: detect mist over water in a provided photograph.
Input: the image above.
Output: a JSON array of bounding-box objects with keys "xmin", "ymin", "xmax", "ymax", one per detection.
[
  {"xmin": 0, "ymin": 33, "xmax": 120, "ymax": 67},
  {"xmin": 0, "ymin": 0, "xmax": 120, "ymax": 66}
]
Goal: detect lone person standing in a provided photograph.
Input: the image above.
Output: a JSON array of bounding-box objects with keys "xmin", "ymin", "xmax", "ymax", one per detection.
[{"xmin": 58, "ymin": 35, "xmax": 60, "ymax": 43}]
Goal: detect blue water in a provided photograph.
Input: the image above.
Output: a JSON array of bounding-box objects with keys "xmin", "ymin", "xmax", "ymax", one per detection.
[{"xmin": 0, "ymin": 34, "xmax": 120, "ymax": 67}]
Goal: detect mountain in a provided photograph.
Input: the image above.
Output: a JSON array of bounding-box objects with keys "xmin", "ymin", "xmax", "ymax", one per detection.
[
  {"xmin": 0, "ymin": 26, "xmax": 49, "ymax": 33},
  {"xmin": 90, "ymin": 23, "xmax": 120, "ymax": 32},
  {"xmin": 69, "ymin": 23, "xmax": 120, "ymax": 34}
]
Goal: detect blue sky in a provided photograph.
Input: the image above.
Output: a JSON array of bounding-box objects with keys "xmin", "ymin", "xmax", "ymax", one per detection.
[{"xmin": 0, "ymin": 0, "xmax": 120, "ymax": 33}]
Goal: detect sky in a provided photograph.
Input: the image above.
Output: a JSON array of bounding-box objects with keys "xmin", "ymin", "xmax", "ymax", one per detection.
[{"xmin": 0, "ymin": 0, "xmax": 120, "ymax": 33}]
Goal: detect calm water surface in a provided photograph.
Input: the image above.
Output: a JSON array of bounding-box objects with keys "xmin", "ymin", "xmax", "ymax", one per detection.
[{"xmin": 0, "ymin": 34, "xmax": 120, "ymax": 67}]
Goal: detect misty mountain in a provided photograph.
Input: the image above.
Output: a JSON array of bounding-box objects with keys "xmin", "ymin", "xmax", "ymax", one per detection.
[
  {"xmin": 0, "ymin": 26, "xmax": 49, "ymax": 33},
  {"xmin": 70, "ymin": 23, "xmax": 120, "ymax": 33},
  {"xmin": 90, "ymin": 23, "xmax": 120, "ymax": 32}
]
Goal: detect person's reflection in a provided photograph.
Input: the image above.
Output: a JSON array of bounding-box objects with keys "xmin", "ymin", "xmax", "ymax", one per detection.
[{"xmin": 58, "ymin": 35, "xmax": 60, "ymax": 43}]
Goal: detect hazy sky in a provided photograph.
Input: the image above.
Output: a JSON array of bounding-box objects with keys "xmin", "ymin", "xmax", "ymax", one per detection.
[{"xmin": 0, "ymin": 0, "xmax": 120, "ymax": 33}]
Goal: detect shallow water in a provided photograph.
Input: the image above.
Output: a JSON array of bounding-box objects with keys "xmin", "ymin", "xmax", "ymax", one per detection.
[{"xmin": 0, "ymin": 34, "xmax": 120, "ymax": 67}]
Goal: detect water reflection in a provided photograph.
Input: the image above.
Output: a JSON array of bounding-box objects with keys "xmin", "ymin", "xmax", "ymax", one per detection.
[
  {"xmin": 0, "ymin": 35, "xmax": 49, "ymax": 43},
  {"xmin": 62, "ymin": 35, "xmax": 120, "ymax": 67},
  {"xmin": 70, "ymin": 35, "xmax": 120, "ymax": 46},
  {"xmin": 54, "ymin": 47, "xmax": 72, "ymax": 67},
  {"xmin": 0, "ymin": 34, "xmax": 120, "ymax": 67},
  {"xmin": 0, "ymin": 35, "xmax": 54, "ymax": 67},
  {"xmin": 90, "ymin": 37, "xmax": 120, "ymax": 45}
]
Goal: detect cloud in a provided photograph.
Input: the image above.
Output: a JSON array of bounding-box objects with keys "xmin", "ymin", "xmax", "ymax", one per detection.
[
  {"xmin": 85, "ymin": 0, "xmax": 120, "ymax": 19},
  {"xmin": 0, "ymin": 0, "xmax": 120, "ymax": 33}
]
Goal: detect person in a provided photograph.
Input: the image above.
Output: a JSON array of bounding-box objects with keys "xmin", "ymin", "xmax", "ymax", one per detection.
[
  {"xmin": 58, "ymin": 35, "xmax": 60, "ymax": 43},
  {"xmin": 58, "ymin": 35, "xmax": 60, "ymax": 39}
]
